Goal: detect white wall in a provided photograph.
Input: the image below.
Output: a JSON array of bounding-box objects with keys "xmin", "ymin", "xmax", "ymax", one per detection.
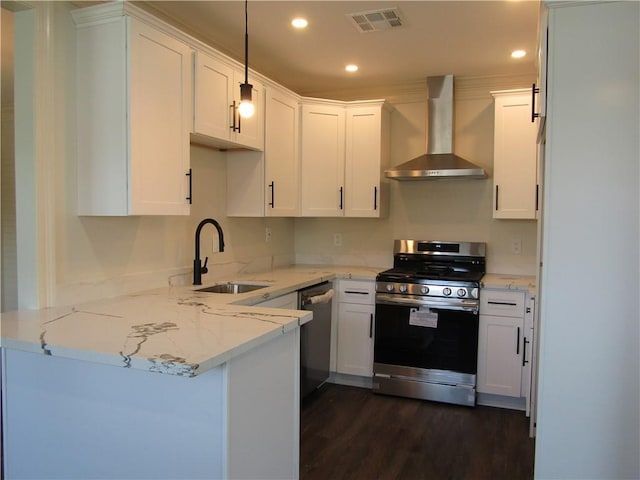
[{"xmin": 535, "ymin": 2, "xmax": 639, "ymax": 478}]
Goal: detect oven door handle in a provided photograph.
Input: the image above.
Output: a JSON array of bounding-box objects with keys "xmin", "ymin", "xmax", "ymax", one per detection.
[{"xmin": 375, "ymin": 294, "xmax": 479, "ymax": 313}]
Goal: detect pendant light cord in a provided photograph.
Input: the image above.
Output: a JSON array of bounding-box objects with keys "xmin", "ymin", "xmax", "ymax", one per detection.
[{"xmin": 244, "ymin": 0, "xmax": 249, "ymax": 85}]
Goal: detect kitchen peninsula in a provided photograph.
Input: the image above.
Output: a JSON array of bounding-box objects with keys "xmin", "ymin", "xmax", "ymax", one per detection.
[{"xmin": 0, "ymin": 267, "xmax": 377, "ymax": 480}]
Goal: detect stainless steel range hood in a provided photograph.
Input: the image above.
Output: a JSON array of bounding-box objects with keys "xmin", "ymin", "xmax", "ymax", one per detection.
[{"xmin": 385, "ymin": 75, "xmax": 487, "ymax": 180}]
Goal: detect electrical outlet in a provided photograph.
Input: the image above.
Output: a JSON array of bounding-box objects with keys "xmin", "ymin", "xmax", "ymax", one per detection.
[
  {"xmin": 511, "ymin": 238, "xmax": 522, "ymax": 255},
  {"xmin": 333, "ymin": 233, "xmax": 343, "ymax": 247},
  {"xmin": 265, "ymin": 227, "xmax": 272, "ymax": 243}
]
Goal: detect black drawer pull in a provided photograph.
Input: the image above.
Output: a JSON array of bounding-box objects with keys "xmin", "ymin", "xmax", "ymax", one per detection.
[
  {"xmin": 344, "ymin": 290, "xmax": 369, "ymax": 295},
  {"xmin": 487, "ymin": 301, "xmax": 518, "ymax": 306}
]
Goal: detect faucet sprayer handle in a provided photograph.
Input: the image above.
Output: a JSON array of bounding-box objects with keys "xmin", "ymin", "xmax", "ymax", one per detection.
[{"xmin": 202, "ymin": 256, "xmax": 209, "ymax": 274}]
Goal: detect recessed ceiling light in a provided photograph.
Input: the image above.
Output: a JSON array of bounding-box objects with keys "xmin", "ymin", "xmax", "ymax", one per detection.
[
  {"xmin": 291, "ymin": 18, "xmax": 308, "ymax": 29},
  {"xmin": 345, "ymin": 64, "xmax": 359, "ymax": 73},
  {"xmin": 511, "ymin": 50, "xmax": 526, "ymax": 59}
]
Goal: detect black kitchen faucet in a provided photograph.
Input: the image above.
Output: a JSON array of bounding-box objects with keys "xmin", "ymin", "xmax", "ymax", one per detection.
[{"xmin": 193, "ymin": 218, "xmax": 225, "ymax": 285}]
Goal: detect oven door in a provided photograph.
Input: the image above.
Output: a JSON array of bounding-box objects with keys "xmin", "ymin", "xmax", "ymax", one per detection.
[{"xmin": 374, "ymin": 295, "xmax": 479, "ymax": 379}]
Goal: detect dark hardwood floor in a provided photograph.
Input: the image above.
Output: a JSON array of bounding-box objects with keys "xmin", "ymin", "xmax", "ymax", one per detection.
[{"xmin": 300, "ymin": 383, "xmax": 535, "ymax": 480}]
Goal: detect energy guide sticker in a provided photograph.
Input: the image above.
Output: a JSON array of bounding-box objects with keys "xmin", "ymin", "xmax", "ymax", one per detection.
[{"xmin": 409, "ymin": 308, "xmax": 438, "ymax": 328}]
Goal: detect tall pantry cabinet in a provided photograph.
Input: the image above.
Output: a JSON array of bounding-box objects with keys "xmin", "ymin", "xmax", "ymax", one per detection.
[{"xmin": 534, "ymin": 1, "xmax": 639, "ymax": 479}]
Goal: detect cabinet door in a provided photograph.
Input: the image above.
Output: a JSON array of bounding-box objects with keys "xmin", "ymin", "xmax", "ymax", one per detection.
[
  {"xmin": 193, "ymin": 53, "xmax": 264, "ymax": 151},
  {"xmin": 193, "ymin": 51, "xmax": 234, "ymax": 143},
  {"xmin": 227, "ymin": 329, "xmax": 299, "ymax": 479},
  {"xmin": 129, "ymin": 18, "xmax": 192, "ymax": 215},
  {"xmin": 344, "ymin": 106, "xmax": 383, "ymax": 218},
  {"xmin": 336, "ymin": 302, "xmax": 374, "ymax": 377},
  {"xmin": 492, "ymin": 91, "xmax": 538, "ymax": 219},
  {"xmin": 477, "ymin": 314, "xmax": 523, "ymax": 397},
  {"xmin": 265, "ymin": 89, "xmax": 300, "ymax": 216},
  {"xmin": 300, "ymin": 103, "xmax": 345, "ymax": 217}
]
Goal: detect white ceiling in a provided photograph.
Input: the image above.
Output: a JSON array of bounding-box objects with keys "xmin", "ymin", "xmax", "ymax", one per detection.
[{"xmin": 139, "ymin": 1, "xmax": 540, "ymax": 99}]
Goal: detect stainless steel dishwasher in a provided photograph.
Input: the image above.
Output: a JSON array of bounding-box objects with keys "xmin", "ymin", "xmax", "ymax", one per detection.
[{"xmin": 298, "ymin": 282, "xmax": 333, "ymax": 399}]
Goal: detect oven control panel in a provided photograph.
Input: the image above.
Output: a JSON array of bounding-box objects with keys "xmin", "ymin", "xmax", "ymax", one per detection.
[{"xmin": 376, "ymin": 282, "xmax": 479, "ymax": 300}]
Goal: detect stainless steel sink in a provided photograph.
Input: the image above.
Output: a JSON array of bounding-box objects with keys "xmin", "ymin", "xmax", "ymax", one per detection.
[{"xmin": 195, "ymin": 282, "xmax": 271, "ymax": 294}]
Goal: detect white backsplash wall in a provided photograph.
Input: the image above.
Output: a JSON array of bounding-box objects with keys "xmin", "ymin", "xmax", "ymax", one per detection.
[
  {"xmin": 294, "ymin": 76, "xmax": 538, "ymax": 276},
  {"xmin": 188, "ymin": 146, "xmax": 295, "ymax": 283}
]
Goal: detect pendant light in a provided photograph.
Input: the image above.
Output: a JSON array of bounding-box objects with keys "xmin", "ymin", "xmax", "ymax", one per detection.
[{"xmin": 238, "ymin": 0, "xmax": 254, "ymax": 118}]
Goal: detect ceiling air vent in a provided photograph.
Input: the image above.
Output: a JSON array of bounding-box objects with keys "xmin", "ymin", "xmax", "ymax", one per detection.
[{"xmin": 347, "ymin": 8, "xmax": 404, "ymax": 33}]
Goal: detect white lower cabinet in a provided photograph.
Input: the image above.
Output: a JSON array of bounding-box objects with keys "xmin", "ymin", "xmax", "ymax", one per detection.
[
  {"xmin": 477, "ymin": 289, "xmax": 527, "ymax": 397},
  {"xmin": 335, "ymin": 280, "xmax": 375, "ymax": 377}
]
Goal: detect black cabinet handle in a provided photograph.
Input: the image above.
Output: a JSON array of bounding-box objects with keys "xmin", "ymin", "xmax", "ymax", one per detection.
[
  {"xmin": 516, "ymin": 327, "xmax": 521, "ymax": 355},
  {"xmin": 344, "ymin": 290, "xmax": 369, "ymax": 295},
  {"xmin": 523, "ymin": 337, "xmax": 530, "ymax": 366},
  {"xmin": 531, "ymin": 83, "xmax": 540, "ymax": 123},
  {"xmin": 535, "ymin": 184, "xmax": 539, "ymax": 211},
  {"xmin": 487, "ymin": 301, "xmax": 517, "ymax": 306},
  {"xmin": 185, "ymin": 168, "xmax": 192, "ymax": 204},
  {"xmin": 369, "ymin": 313, "xmax": 373, "ymax": 338},
  {"xmin": 268, "ymin": 181, "xmax": 274, "ymax": 208},
  {"xmin": 495, "ymin": 185, "xmax": 499, "ymax": 211},
  {"xmin": 230, "ymin": 101, "xmax": 240, "ymax": 132},
  {"xmin": 339, "ymin": 186, "xmax": 343, "ymax": 210},
  {"xmin": 373, "ymin": 186, "xmax": 378, "ymax": 210}
]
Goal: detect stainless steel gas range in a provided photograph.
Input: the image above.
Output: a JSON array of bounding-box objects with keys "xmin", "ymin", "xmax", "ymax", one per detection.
[{"xmin": 373, "ymin": 240, "xmax": 486, "ymax": 407}]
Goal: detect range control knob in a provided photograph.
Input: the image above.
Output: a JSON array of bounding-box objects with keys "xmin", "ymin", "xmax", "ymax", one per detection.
[
  {"xmin": 420, "ymin": 286, "xmax": 430, "ymax": 295},
  {"xmin": 386, "ymin": 284, "xmax": 394, "ymax": 292},
  {"xmin": 457, "ymin": 288, "xmax": 467, "ymax": 298},
  {"xmin": 443, "ymin": 287, "xmax": 452, "ymax": 296},
  {"xmin": 399, "ymin": 284, "xmax": 408, "ymax": 293}
]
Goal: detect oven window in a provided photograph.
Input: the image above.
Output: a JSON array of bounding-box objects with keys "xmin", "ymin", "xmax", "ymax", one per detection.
[{"xmin": 374, "ymin": 304, "xmax": 479, "ymax": 374}]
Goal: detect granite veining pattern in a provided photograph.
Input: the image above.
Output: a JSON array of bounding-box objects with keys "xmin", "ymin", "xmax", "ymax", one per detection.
[{"xmin": 0, "ymin": 266, "xmax": 381, "ymax": 377}]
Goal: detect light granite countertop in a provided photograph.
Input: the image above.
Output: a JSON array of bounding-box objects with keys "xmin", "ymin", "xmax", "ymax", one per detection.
[
  {"xmin": 0, "ymin": 265, "xmax": 381, "ymax": 378},
  {"xmin": 481, "ymin": 273, "xmax": 537, "ymax": 294},
  {"xmin": 0, "ymin": 265, "xmax": 536, "ymax": 378}
]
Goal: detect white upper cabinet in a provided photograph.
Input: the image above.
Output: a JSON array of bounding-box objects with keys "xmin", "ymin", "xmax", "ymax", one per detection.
[
  {"xmin": 74, "ymin": 7, "xmax": 193, "ymax": 216},
  {"xmin": 192, "ymin": 51, "xmax": 264, "ymax": 151},
  {"xmin": 300, "ymin": 102, "xmax": 346, "ymax": 217},
  {"xmin": 300, "ymin": 99, "xmax": 390, "ymax": 218},
  {"xmin": 533, "ymin": 2, "xmax": 548, "ymax": 136},
  {"xmin": 226, "ymin": 86, "xmax": 300, "ymax": 217},
  {"xmin": 491, "ymin": 89, "xmax": 538, "ymax": 220},
  {"xmin": 264, "ymin": 88, "xmax": 300, "ymax": 217},
  {"xmin": 344, "ymin": 104, "xmax": 390, "ymax": 217}
]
